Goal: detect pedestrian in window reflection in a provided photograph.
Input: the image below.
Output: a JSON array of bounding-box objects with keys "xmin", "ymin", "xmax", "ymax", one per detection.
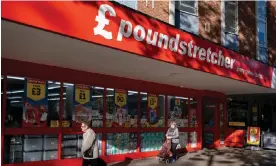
[
  {"xmin": 81, "ymin": 120, "xmax": 99, "ymax": 166},
  {"xmin": 166, "ymin": 120, "xmax": 179, "ymax": 163}
]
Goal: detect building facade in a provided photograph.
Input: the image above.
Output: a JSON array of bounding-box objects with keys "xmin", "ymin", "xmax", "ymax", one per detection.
[{"xmin": 1, "ymin": 1, "xmax": 276, "ymax": 166}]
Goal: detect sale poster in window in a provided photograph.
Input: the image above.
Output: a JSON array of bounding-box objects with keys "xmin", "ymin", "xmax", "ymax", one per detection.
[
  {"xmin": 73, "ymin": 84, "xmax": 92, "ymax": 127},
  {"xmin": 247, "ymin": 127, "xmax": 260, "ymax": 146},
  {"xmin": 22, "ymin": 78, "xmax": 48, "ymax": 127},
  {"xmin": 140, "ymin": 94, "xmax": 159, "ymax": 127}
]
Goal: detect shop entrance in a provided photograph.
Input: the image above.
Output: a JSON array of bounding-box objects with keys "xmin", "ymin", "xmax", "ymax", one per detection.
[{"xmin": 202, "ymin": 99, "xmax": 219, "ymax": 148}]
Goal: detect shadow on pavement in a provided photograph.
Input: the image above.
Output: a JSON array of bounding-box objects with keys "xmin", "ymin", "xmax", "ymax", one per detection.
[{"xmin": 108, "ymin": 157, "xmax": 133, "ymax": 166}]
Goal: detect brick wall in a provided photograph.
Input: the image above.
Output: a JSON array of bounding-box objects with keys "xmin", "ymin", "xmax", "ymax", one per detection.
[
  {"xmin": 238, "ymin": 1, "xmax": 257, "ymax": 59},
  {"xmin": 137, "ymin": 0, "xmax": 169, "ymax": 23},
  {"xmin": 267, "ymin": 1, "xmax": 276, "ymax": 67},
  {"xmin": 198, "ymin": 1, "xmax": 221, "ymax": 44}
]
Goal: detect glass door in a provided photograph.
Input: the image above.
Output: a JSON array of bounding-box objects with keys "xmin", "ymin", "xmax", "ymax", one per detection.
[{"xmin": 202, "ymin": 100, "xmax": 218, "ymax": 148}]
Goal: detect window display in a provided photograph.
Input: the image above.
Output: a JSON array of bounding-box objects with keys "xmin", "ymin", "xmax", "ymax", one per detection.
[
  {"xmin": 106, "ymin": 133, "xmax": 137, "ymax": 155},
  {"xmin": 63, "ymin": 84, "xmax": 103, "ymax": 128},
  {"xmin": 140, "ymin": 132, "xmax": 164, "ymax": 152},
  {"xmin": 179, "ymin": 132, "xmax": 188, "ymax": 149},
  {"xmin": 168, "ymin": 96, "xmax": 188, "ymax": 127},
  {"xmin": 106, "ymin": 89, "xmax": 138, "ymax": 128},
  {"xmin": 189, "ymin": 132, "xmax": 197, "ymax": 148},
  {"xmin": 5, "ymin": 76, "xmax": 61, "ymax": 128},
  {"xmin": 190, "ymin": 98, "xmax": 198, "ymax": 128},
  {"xmin": 228, "ymin": 100, "xmax": 248, "ymax": 127},
  {"xmin": 4, "ymin": 135, "xmax": 58, "ymax": 164},
  {"xmin": 140, "ymin": 94, "xmax": 165, "ymax": 127}
]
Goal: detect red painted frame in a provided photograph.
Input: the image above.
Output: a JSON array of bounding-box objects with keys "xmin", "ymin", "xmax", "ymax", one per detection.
[{"xmin": 1, "ymin": 58, "xmax": 226, "ymax": 166}]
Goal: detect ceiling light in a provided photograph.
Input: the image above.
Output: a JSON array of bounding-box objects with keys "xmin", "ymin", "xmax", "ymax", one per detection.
[
  {"xmin": 7, "ymin": 90, "xmax": 24, "ymax": 94},
  {"xmin": 7, "ymin": 76, "xmax": 25, "ymax": 80}
]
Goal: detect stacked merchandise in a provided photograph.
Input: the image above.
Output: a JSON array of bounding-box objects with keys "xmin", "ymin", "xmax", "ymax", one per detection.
[
  {"xmin": 106, "ymin": 133, "xmax": 137, "ymax": 155},
  {"xmin": 43, "ymin": 135, "xmax": 58, "ymax": 160},
  {"xmin": 77, "ymin": 134, "xmax": 102, "ymax": 157},
  {"xmin": 23, "ymin": 135, "xmax": 44, "ymax": 162},
  {"xmin": 140, "ymin": 132, "xmax": 164, "ymax": 152},
  {"xmin": 178, "ymin": 132, "xmax": 188, "ymax": 149},
  {"xmin": 9, "ymin": 136, "xmax": 23, "ymax": 163},
  {"xmin": 62, "ymin": 135, "xmax": 78, "ymax": 159}
]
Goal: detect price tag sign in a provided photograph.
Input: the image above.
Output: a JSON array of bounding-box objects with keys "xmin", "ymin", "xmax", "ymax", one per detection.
[
  {"xmin": 115, "ymin": 89, "xmax": 127, "ymax": 107},
  {"xmin": 27, "ymin": 79, "xmax": 46, "ymax": 101},
  {"xmin": 247, "ymin": 127, "xmax": 260, "ymax": 145},
  {"xmin": 62, "ymin": 120, "xmax": 70, "ymax": 127},
  {"xmin": 50, "ymin": 120, "xmax": 59, "ymax": 127},
  {"xmin": 175, "ymin": 98, "xmax": 181, "ymax": 106},
  {"xmin": 148, "ymin": 95, "xmax": 157, "ymax": 109},
  {"xmin": 75, "ymin": 85, "xmax": 90, "ymax": 104}
]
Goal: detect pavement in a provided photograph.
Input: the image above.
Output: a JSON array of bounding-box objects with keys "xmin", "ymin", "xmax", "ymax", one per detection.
[{"xmin": 107, "ymin": 147, "xmax": 276, "ymax": 166}]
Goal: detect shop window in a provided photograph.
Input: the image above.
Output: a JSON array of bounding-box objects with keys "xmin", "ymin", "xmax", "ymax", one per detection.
[
  {"xmin": 167, "ymin": 96, "xmax": 188, "ymax": 128},
  {"xmin": 179, "ymin": 132, "xmax": 188, "ymax": 149},
  {"xmin": 219, "ymin": 103, "xmax": 225, "ymax": 145},
  {"xmin": 223, "ymin": 1, "xmax": 239, "ymax": 51},
  {"xmin": 5, "ymin": 76, "xmax": 61, "ymax": 128},
  {"xmin": 61, "ymin": 133, "xmax": 102, "ymax": 159},
  {"xmin": 4, "ymin": 135, "xmax": 58, "ymax": 164},
  {"xmin": 106, "ymin": 133, "xmax": 137, "ymax": 155},
  {"xmin": 175, "ymin": 1, "xmax": 199, "ymax": 35},
  {"xmin": 106, "ymin": 89, "xmax": 138, "ymax": 128},
  {"xmin": 189, "ymin": 132, "xmax": 197, "ymax": 148},
  {"xmin": 113, "ymin": 0, "xmax": 137, "ymax": 10},
  {"xmin": 228, "ymin": 100, "xmax": 248, "ymax": 127},
  {"xmin": 63, "ymin": 84, "xmax": 103, "ymax": 128},
  {"xmin": 190, "ymin": 98, "xmax": 198, "ymax": 128},
  {"xmin": 140, "ymin": 93, "xmax": 165, "ymax": 128},
  {"xmin": 140, "ymin": 132, "xmax": 164, "ymax": 152}
]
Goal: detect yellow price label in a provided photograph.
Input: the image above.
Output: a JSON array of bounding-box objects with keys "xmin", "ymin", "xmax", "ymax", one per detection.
[
  {"xmin": 175, "ymin": 98, "xmax": 181, "ymax": 106},
  {"xmin": 27, "ymin": 79, "xmax": 46, "ymax": 101},
  {"xmin": 50, "ymin": 120, "xmax": 59, "ymax": 127},
  {"xmin": 115, "ymin": 90, "xmax": 127, "ymax": 107},
  {"xmin": 250, "ymin": 128, "xmax": 257, "ymax": 134},
  {"xmin": 148, "ymin": 95, "xmax": 158, "ymax": 109},
  {"xmin": 75, "ymin": 85, "xmax": 90, "ymax": 104},
  {"xmin": 62, "ymin": 120, "xmax": 70, "ymax": 127}
]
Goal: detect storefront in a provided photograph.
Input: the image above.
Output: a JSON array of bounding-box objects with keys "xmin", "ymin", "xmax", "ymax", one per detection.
[{"xmin": 1, "ymin": 1, "xmax": 276, "ymax": 166}]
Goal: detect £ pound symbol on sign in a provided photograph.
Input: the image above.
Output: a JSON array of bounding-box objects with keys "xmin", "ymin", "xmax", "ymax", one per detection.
[
  {"xmin": 117, "ymin": 95, "xmax": 124, "ymax": 103},
  {"xmin": 150, "ymin": 98, "xmax": 156, "ymax": 106},
  {"xmin": 94, "ymin": 4, "xmax": 116, "ymax": 40},
  {"xmin": 79, "ymin": 92, "xmax": 86, "ymax": 100}
]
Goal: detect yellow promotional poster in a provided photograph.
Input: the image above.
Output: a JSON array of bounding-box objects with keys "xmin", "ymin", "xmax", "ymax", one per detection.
[
  {"xmin": 23, "ymin": 78, "xmax": 48, "ymax": 128},
  {"xmin": 247, "ymin": 127, "xmax": 260, "ymax": 145},
  {"xmin": 229, "ymin": 121, "xmax": 245, "ymax": 127},
  {"xmin": 75, "ymin": 85, "xmax": 90, "ymax": 105},
  {"xmin": 27, "ymin": 79, "xmax": 46, "ymax": 101},
  {"xmin": 73, "ymin": 84, "xmax": 92, "ymax": 127},
  {"xmin": 148, "ymin": 95, "xmax": 158, "ymax": 109},
  {"xmin": 50, "ymin": 120, "xmax": 59, "ymax": 127},
  {"xmin": 62, "ymin": 120, "xmax": 70, "ymax": 127},
  {"xmin": 175, "ymin": 98, "xmax": 181, "ymax": 106},
  {"xmin": 115, "ymin": 89, "xmax": 127, "ymax": 107}
]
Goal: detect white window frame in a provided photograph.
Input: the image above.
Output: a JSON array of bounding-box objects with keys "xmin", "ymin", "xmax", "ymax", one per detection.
[
  {"xmin": 256, "ymin": 0, "xmax": 268, "ymax": 62},
  {"xmin": 177, "ymin": 0, "xmax": 198, "ymax": 16}
]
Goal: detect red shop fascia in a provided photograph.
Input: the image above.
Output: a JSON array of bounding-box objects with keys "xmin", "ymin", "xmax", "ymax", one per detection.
[{"xmin": 1, "ymin": 1, "xmax": 274, "ymax": 166}]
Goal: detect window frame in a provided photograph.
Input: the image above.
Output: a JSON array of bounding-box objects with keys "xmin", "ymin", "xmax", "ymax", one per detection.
[
  {"xmin": 256, "ymin": 0, "xmax": 268, "ymax": 63},
  {"xmin": 176, "ymin": 0, "xmax": 198, "ymax": 16},
  {"xmin": 224, "ymin": 1, "xmax": 238, "ymax": 35}
]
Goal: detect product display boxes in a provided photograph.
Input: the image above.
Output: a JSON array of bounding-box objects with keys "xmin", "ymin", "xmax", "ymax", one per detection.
[
  {"xmin": 141, "ymin": 132, "xmax": 164, "ymax": 152},
  {"xmin": 106, "ymin": 133, "xmax": 137, "ymax": 155}
]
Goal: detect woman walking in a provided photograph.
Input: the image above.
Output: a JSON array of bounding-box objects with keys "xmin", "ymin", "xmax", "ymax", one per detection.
[
  {"xmin": 81, "ymin": 120, "xmax": 99, "ymax": 166},
  {"xmin": 166, "ymin": 120, "xmax": 179, "ymax": 163}
]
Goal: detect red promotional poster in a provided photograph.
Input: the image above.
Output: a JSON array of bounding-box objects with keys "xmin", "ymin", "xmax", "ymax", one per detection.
[
  {"xmin": 247, "ymin": 127, "xmax": 261, "ymax": 146},
  {"xmin": 23, "ymin": 78, "xmax": 48, "ymax": 127},
  {"xmin": 2, "ymin": 1, "xmax": 274, "ymax": 88}
]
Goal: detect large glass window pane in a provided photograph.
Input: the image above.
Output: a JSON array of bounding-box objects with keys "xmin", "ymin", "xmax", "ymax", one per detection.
[
  {"xmin": 63, "ymin": 83, "xmax": 74, "ymax": 127},
  {"xmin": 4, "ymin": 135, "xmax": 58, "ymax": 164},
  {"xmin": 48, "ymin": 81, "xmax": 61, "ymax": 127},
  {"xmin": 140, "ymin": 94, "xmax": 165, "ymax": 128},
  {"xmin": 224, "ymin": 33, "xmax": 239, "ymax": 51},
  {"xmin": 225, "ymin": 1, "xmax": 238, "ymax": 34},
  {"xmin": 257, "ymin": 0, "xmax": 267, "ymax": 17},
  {"xmin": 190, "ymin": 98, "xmax": 198, "ymax": 128},
  {"xmin": 179, "ymin": 132, "xmax": 188, "ymax": 149},
  {"xmin": 106, "ymin": 89, "xmax": 138, "ymax": 128},
  {"xmin": 91, "ymin": 87, "xmax": 104, "ymax": 128},
  {"xmin": 190, "ymin": 132, "xmax": 197, "ymax": 148},
  {"xmin": 168, "ymin": 96, "xmax": 188, "ymax": 127},
  {"xmin": 106, "ymin": 133, "xmax": 137, "ymax": 155},
  {"xmin": 258, "ymin": 19, "xmax": 267, "ymax": 47},
  {"xmin": 141, "ymin": 132, "xmax": 164, "ymax": 152},
  {"xmin": 176, "ymin": 0, "xmax": 197, "ymax": 15}
]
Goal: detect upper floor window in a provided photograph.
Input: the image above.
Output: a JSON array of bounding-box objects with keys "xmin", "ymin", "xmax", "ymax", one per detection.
[
  {"xmin": 222, "ymin": 1, "xmax": 239, "ymax": 51},
  {"xmin": 113, "ymin": 0, "xmax": 137, "ymax": 10},
  {"xmin": 175, "ymin": 0, "xmax": 199, "ymax": 35},
  {"xmin": 256, "ymin": 0, "xmax": 268, "ymax": 63}
]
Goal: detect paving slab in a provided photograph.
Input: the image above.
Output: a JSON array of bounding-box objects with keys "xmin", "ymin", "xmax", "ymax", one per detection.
[{"xmin": 107, "ymin": 147, "xmax": 276, "ymax": 166}]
